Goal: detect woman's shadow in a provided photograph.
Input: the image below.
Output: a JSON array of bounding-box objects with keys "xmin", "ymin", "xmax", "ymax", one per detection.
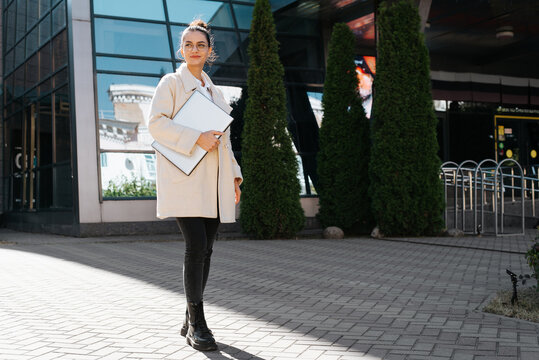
[{"xmin": 200, "ymin": 343, "xmax": 265, "ymax": 360}]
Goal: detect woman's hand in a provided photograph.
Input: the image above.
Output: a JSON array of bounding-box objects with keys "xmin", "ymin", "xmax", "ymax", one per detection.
[
  {"xmin": 234, "ymin": 178, "xmax": 242, "ymax": 204},
  {"xmin": 196, "ymin": 130, "xmax": 224, "ymax": 152}
]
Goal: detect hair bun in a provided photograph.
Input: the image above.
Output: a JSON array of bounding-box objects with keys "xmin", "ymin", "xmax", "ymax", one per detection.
[{"xmin": 190, "ymin": 19, "xmax": 209, "ymax": 30}]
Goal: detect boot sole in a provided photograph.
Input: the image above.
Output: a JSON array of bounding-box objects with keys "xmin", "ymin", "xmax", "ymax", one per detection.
[{"xmin": 186, "ymin": 336, "xmax": 218, "ymax": 351}]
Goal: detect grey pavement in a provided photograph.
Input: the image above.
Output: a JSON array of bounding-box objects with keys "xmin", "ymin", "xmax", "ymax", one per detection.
[{"xmin": 0, "ymin": 228, "xmax": 538, "ymax": 360}]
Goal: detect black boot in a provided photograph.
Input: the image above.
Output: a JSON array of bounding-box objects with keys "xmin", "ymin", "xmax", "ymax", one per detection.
[
  {"xmin": 186, "ymin": 301, "xmax": 217, "ymax": 351},
  {"xmin": 181, "ymin": 252, "xmax": 213, "ymax": 337}
]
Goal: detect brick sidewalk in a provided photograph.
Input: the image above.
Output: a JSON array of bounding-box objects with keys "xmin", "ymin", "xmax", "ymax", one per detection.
[{"xmin": 0, "ymin": 229, "xmax": 538, "ymax": 359}]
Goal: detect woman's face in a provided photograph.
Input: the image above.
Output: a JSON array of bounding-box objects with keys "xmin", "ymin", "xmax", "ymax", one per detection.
[{"xmin": 180, "ymin": 30, "xmax": 211, "ymax": 67}]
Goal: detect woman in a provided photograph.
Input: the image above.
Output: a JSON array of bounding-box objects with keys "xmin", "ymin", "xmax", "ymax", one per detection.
[{"xmin": 148, "ymin": 20, "xmax": 242, "ymax": 352}]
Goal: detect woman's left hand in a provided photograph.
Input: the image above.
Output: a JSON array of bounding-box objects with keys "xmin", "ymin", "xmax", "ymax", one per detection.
[{"xmin": 234, "ymin": 178, "xmax": 242, "ymax": 204}]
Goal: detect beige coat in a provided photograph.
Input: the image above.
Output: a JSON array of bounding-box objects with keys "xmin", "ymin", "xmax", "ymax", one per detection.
[{"xmin": 148, "ymin": 63, "xmax": 242, "ymax": 222}]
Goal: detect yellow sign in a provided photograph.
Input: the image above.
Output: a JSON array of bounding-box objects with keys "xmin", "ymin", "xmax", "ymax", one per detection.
[
  {"xmin": 498, "ymin": 126, "xmax": 505, "ymax": 141},
  {"xmin": 506, "ymin": 149, "xmax": 513, "ymax": 158},
  {"xmin": 532, "ymin": 150, "xmax": 537, "ymax": 159}
]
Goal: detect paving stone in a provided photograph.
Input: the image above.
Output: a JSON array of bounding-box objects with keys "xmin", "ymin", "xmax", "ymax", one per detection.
[{"xmin": 1, "ymin": 229, "xmax": 539, "ymax": 359}]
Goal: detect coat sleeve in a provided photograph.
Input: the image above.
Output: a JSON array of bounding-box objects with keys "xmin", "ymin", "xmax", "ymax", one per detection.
[{"xmin": 148, "ymin": 75, "xmax": 201, "ymax": 156}]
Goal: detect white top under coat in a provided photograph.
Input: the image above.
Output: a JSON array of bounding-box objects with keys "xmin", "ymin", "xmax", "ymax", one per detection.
[{"xmin": 195, "ymin": 77, "xmax": 213, "ymax": 101}]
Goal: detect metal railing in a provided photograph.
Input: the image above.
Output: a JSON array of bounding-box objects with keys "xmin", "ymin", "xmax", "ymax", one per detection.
[{"xmin": 440, "ymin": 160, "xmax": 539, "ymax": 236}]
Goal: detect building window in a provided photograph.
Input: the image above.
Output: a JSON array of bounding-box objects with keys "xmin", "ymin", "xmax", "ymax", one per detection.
[
  {"xmin": 91, "ymin": 0, "xmax": 324, "ymax": 197},
  {"xmin": 2, "ymin": 0, "xmax": 73, "ymax": 212}
]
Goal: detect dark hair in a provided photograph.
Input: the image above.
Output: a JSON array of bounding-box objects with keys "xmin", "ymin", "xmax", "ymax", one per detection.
[{"xmin": 178, "ymin": 19, "xmax": 217, "ymax": 64}]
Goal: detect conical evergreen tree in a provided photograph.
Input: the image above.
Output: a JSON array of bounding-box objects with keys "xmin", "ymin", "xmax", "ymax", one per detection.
[
  {"xmin": 239, "ymin": 0, "xmax": 304, "ymax": 239},
  {"xmin": 317, "ymin": 23, "xmax": 373, "ymax": 232},
  {"xmin": 369, "ymin": 0, "xmax": 444, "ymax": 236}
]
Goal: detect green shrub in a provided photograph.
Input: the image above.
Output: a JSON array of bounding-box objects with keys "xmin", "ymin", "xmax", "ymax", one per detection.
[
  {"xmin": 239, "ymin": 0, "xmax": 304, "ymax": 239},
  {"xmin": 369, "ymin": 0, "xmax": 444, "ymax": 236},
  {"xmin": 525, "ymin": 229, "xmax": 539, "ymax": 290},
  {"xmin": 317, "ymin": 23, "xmax": 373, "ymax": 233},
  {"xmin": 103, "ymin": 175, "xmax": 156, "ymax": 197}
]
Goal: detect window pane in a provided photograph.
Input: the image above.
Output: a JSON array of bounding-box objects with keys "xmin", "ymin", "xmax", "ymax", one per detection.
[
  {"xmin": 101, "ymin": 153, "xmax": 156, "ymax": 198},
  {"xmin": 94, "ymin": 18, "xmax": 171, "ymax": 58},
  {"xmin": 38, "ymin": 95, "xmax": 53, "ymax": 166},
  {"xmin": 15, "ymin": 38, "xmax": 26, "ymax": 66},
  {"xmin": 96, "ymin": 57, "xmax": 174, "ymax": 75},
  {"xmin": 16, "ymin": 0, "xmax": 26, "ymax": 41},
  {"xmin": 52, "ymin": 1, "xmax": 66, "ymax": 34},
  {"xmin": 4, "ymin": 74, "xmax": 14, "ymax": 104},
  {"xmin": 39, "ymin": 14, "xmax": 51, "ymax": 46},
  {"xmin": 54, "ymin": 164, "xmax": 73, "ymax": 208},
  {"xmin": 169, "ymin": 25, "xmax": 185, "ymax": 55},
  {"xmin": 39, "ymin": 77, "xmax": 52, "ymax": 95},
  {"xmin": 26, "ymin": 26, "xmax": 39, "ymax": 56},
  {"xmin": 53, "ymin": 68, "xmax": 68, "ymax": 88},
  {"xmin": 8, "ymin": 114, "xmax": 24, "ymax": 209},
  {"xmin": 232, "ymin": 4, "xmax": 254, "ymax": 30},
  {"xmin": 39, "ymin": 42, "xmax": 52, "ymax": 81},
  {"xmin": 213, "ymin": 29, "xmax": 243, "ymax": 63},
  {"xmin": 39, "ymin": 0, "xmax": 50, "ymax": 18},
  {"xmin": 5, "ymin": 50, "xmax": 15, "ymax": 74},
  {"xmin": 52, "ymin": 30, "xmax": 67, "ymax": 70},
  {"xmin": 206, "ymin": 65, "xmax": 246, "ymax": 80},
  {"xmin": 25, "ymin": 53, "xmax": 39, "ymax": 94},
  {"xmin": 6, "ymin": 3, "xmax": 16, "ymax": 50},
  {"xmin": 167, "ymin": 0, "xmax": 234, "ymax": 28},
  {"xmin": 96, "ymin": 74, "xmax": 160, "ymax": 151},
  {"xmin": 93, "ymin": 0, "xmax": 165, "ymax": 21},
  {"xmin": 54, "ymin": 86, "xmax": 71, "ymax": 163},
  {"xmin": 14, "ymin": 65, "xmax": 25, "ymax": 97},
  {"xmin": 171, "ymin": 25, "xmax": 243, "ymax": 64},
  {"xmin": 278, "ymin": 36, "xmax": 323, "ymax": 68},
  {"xmin": 27, "ymin": 0, "xmax": 39, "ymax": 30},
  {"xmin": 37, "ymin": 168, "xmax": 53, "ymax": 208}
]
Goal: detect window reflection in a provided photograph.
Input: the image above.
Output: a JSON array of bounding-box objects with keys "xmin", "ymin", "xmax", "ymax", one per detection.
[
  {"xmin": 213, "ymin": 29, "xmax": 243, "ymax": 64},
  {"xmin": 167, "ymin": 0, "xmax": 235, "ymax": 28},
  {"xmin": 96, "ymin": 57, "xmax": 174, "ymax": 75},
  {"xmin": 97, "ymin": 74, "xmax": 160, "ymax": 151},
  {"xmin": 232, "ymin": 4, "xmax": 254, "ymax": 30},
  {"xmin": 93, "ymin": 0, "xmax": 165, "ymax": 21},
  {"xmin": 171, "ymin": 26, "xmax": 243, "ymax": 64},
  {"xmin": 101, "ymin": 153, "xmax": 157, "ymax": 198},
  {"xmin": 94, "ymin": 18, "xmax": 171, "ymax": 58}
]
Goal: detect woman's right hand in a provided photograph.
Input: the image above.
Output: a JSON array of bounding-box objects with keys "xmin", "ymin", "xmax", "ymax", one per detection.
[{"xmin": 196, "ymin": 130, "xmax": 224, "ymax": 152}]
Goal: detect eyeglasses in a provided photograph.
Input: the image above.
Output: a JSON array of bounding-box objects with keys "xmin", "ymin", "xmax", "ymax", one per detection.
[{"xmin": 183, "ymin": 42, "xmax": 209, "ymax": 51}]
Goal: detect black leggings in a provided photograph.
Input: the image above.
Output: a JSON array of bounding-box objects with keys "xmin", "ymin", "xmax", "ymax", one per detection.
[{"xmin": 176, "ymin": 217, "xmax": 220, "ymax": 303}]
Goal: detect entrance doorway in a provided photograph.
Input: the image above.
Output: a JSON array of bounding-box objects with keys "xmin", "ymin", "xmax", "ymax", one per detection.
[{"xmin": 494, "ymin": 115, "xmax": 539, "ymax": 169}]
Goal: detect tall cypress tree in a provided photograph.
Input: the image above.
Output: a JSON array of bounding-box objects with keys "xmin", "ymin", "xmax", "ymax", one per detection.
[
  {"xmin": 370, "ymin": 0, "xmax": 444, "ymax": 236},
  {"xmin": 317, "ymin": 23, "xmax": 373, "ymax": 232},
  {"xmin": 240, "ymin": 0, "xmax": 304, "ymax": 239}
]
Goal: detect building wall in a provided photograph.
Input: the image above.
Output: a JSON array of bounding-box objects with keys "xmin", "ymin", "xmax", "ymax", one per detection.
[{"xmin": 70, "ymin": 0, "xmax": 101, "ymax": 224}]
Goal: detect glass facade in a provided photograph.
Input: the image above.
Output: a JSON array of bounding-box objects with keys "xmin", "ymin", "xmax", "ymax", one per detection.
[
  {"xmin": 2, "ymin": 0, "xmax": 73, "ymax": 215},
  {"xmin": 91, "ymin": 0, "xmax": 327, "ymax": 197}
]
